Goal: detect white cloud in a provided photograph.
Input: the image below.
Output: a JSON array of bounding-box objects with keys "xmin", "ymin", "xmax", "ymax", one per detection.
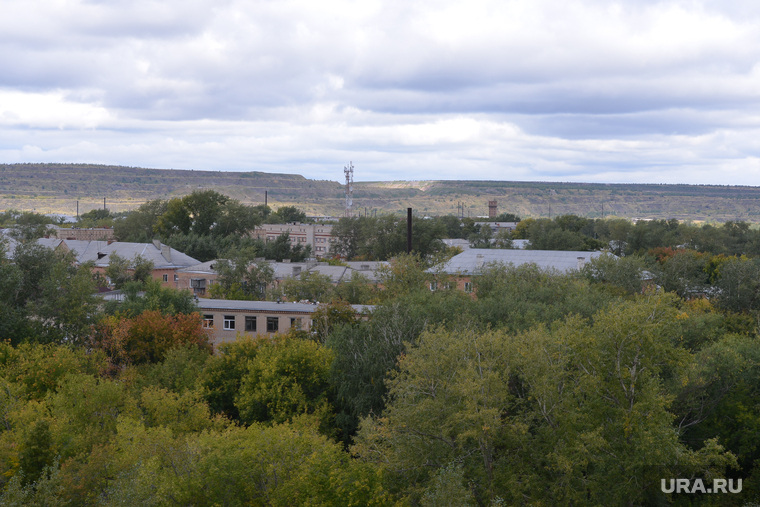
[{"xmin": 2, "ymin": 0, "xmax": 760, "ymax": 186}]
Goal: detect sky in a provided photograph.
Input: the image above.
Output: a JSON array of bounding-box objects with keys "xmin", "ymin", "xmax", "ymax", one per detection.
[{"xmin": 2, "ymin": 0, "xmax": 760, "ymax": 185}]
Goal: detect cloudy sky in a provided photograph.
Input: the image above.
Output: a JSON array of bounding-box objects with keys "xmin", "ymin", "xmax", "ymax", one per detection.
[{"xmin": 2, "ymin": 0, "xmax": 760, "ymax": 184}]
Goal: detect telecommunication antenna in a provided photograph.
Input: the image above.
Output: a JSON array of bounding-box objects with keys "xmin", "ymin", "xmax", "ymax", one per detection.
[{"xmin": 344, "ymin": 161, "xmax": 354, "ymax": 217}]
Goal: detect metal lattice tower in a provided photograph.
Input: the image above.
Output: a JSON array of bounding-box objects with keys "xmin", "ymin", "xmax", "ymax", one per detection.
[{"xmin": 344, "ymin": 161, "xmax": 354, "ymax": 217}]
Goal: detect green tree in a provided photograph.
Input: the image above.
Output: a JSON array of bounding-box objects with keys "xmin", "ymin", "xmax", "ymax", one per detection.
[
  {"xmin": 235, "ymin": 336, "xmax": 335, "ymax": 434},
  {"xmin": 334, "ymin": 270, "xmax": 377, "ymax": 304},
  {"xmin": 581, "ymin": 252, "xmax": 651, "ymax": 295},
  {"xmin": 113, "ymin": 198, "xmax": 168, "ymax": 243},
  {"xmin": 281, "ymin": 270, "xmax": 335, "ymax": 302},
  {"xmin": 209, "ymin": 252, "xmax": 274, "ymax": 301},
  {"xmin": 268, "ymin": 205, "xmax": 307, "ymax": 224},
  {"xmin": 104, "ymin": 278, "xmax": 198, "ymax": 317},
  {"xmin": 18, "ymin": 419, "xmax": 54, "ymax": 486}
]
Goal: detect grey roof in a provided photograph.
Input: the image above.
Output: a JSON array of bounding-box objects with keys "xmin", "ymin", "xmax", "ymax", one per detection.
[
  {"xmin": 437, "ymin": 248, "xmax": 605, "ymax": 275},
  {"xmin": 1, "ymin": 232, "xmax": 61, "ymax": 259},
  {"xmin": 60, "ymin": 240, "xmax": 200, "ymax": 268},
  {"xmin": 309, "ymin": 264, "xmax": 348, "ymax": 283},
  {"xmin": 177, "ymin": 260, "xmax": 221, "ymax": 274},
  {"xmin": 197, "ymin": 298, "xmax": 373, "ymax": 314},
  {"xmin": 198, "ymin": 298, "xmax": 320, "ymax": 313}
]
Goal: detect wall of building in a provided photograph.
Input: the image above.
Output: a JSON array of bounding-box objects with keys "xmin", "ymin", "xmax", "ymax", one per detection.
[{"xmin": 201, "ymin": 308, "xmax": 312, "ymax": 346}]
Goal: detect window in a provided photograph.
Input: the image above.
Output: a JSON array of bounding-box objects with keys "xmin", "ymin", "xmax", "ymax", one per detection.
[
  {"xmin": 464, "ymin": 282, "xmax": 473, "ymax": 293},
  {"xmin": 245, "ymin": 316, "xmax": 257, "ymax": 332},
  {"xmin": 290, "ymin": 317, "xmax": 302, "ymax": 330},
  {"xmin": 174, "ymin": 274, "xmax": 178, "ymax": 281},
  {"xmin": 162, "ymin": 274, "xmax": 168, "ymax": 282},
  {"xmin": 203, "ymin": 315, "xmax": 214, "ymax": 328},
  {"xmin": 429, "ymin": 281, "xmax": 437, "ymax": 291},
  {"xmin": 223, "ymin": 315, "xmax": 236, "ymax": 330},
  {"xmin": 267, "ymin": 317, "xmax": 279, "ymax": 332}
]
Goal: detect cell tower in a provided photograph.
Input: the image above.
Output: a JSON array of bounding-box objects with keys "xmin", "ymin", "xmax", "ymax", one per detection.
[{"xmin": 344, "ymin": 161, "xmax": 354, "ymax": 217}]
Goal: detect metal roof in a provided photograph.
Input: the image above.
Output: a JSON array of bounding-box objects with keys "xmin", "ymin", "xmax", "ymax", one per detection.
[
  {"xmin": 197, "ymin": 298, "xmax": 373, "ymax": 314},
  {"xmin": 60, "ymin": 240, "xmax": 200, "ymax": 268},
  {"xmin": 437, "ymin": 248, "xmax": 605, "ymax": 275}
]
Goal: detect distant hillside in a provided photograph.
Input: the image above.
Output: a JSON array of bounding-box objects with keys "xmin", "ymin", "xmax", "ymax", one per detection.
[{"xmin": 3, "ymin": 163, "xmax": 760, "ymax": 222}]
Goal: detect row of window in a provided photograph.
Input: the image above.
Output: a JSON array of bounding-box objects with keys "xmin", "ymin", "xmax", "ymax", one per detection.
[{"xmin": 203, "ymin": 315, "xmax": 303, "ymax": 333}]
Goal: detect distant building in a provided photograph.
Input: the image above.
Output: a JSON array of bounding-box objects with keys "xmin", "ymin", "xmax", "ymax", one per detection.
[
  {"xmin": 488, "ymin": 200, "xmax": 498, "ymax": 218},
  {"xmin": 175, "ymin": 258, "xmax": 387, "ymax": 298},
  {"xmin": 477, "ymin": 221, "xmax": 518, "ymax": 233},
  {"xmin": 434, "ymin": 248, "xmax": 606, "ymax": 294},
  {"xmin": 50, "ymin": 226, "xmax": 115, "ymax": 242},
  {"xmin": 252, "ymin": 222, "xmax": 335, "ymax": 257}
]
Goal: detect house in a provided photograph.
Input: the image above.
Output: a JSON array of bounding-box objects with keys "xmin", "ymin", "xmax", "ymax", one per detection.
[{"xmin": 196, "ymin": 298, "xmax": 373, "ymax": 347}]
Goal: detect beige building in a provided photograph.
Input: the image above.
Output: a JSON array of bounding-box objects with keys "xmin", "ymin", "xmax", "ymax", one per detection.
[
  {"xmin": 252, "ymin": 222, "xmax": 336, "ymax": 257},
  {"xmin": 196, "ymin": 298, "xmax": 373, "ymax": 347}
]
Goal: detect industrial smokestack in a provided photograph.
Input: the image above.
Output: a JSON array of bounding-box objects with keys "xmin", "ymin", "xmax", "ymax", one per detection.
[{"xmin": 407, "ymin": 207, "xmax": 412, "ymax": 254}]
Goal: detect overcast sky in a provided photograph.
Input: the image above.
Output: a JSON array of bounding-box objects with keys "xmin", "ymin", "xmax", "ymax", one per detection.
[{"xmin": 3, "ymin": 0, "xmax": 760, "ymax": 184}]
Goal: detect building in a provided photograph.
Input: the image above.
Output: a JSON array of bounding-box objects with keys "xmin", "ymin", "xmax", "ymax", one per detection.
[
  {"xmin": 196, "ymin": 298, "xmax": 373, "ymax": 347},
  {"xmin": 50, "ymin": 226, "xmax": 115, "ymax": 241},
  {"xmin": 252, "ymin": 223, "xmax": 335, "ymax": 257},
  {"xmin": 477, "ymin": 221, "xmax": 518, "ymax": 233},
  {"xmin": 37, "ymin": 238, "xmax": 200, "ymax": 288},
  {"xmin": 175, "ymin": 259, "xmax": 387, "ymax": 297},
  {"xmin": 488, "ymin": 200, "xmax": 498, "ymax": 218},
  {"xmin": 433, "ymin": 248, "xmax": 606, "ymax": 293}
]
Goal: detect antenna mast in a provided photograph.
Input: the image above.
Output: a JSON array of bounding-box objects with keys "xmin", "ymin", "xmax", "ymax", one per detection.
[{"xmin": 344, "ymin": 161, "xmax": 354, "ymax": 217}]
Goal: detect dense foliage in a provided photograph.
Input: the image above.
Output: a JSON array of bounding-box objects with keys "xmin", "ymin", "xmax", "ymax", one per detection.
[{"xmin": 4, "ymin": 211, "xmax": 760, "ymax": 504}]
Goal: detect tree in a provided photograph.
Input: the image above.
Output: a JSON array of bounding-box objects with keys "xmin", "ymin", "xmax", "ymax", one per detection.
[
  {"xmin": 76, "ymin": 208, "xmax": 113, "ymax": 228},
  {"xmin": 18, "ymin": 419, "xmax": 54, "ymax": 486},
  {"xmin": 268, "ymin": 205, "xmax": 307, "ymax": 224},
  {"xmin": 581, "ymin": 252, "xmax": 650, "ymax": 295},
  {"xmin": 153, "ymin": 190, "xmax": 263, "ymax": 239},
  {"xmin": 354, "ymin": 293, "xmax": 737, "ymax": 505},
  {"xmin": 310, "ymin": 301, "xmax": 359, "ymax": 343},
  {"xmin": 209, "ymin": 252, "xmax": 274, "ymax": 301},
  {"xmin": 353, "ymin": 326, "xmax": 519, "ymax": 503},
  {"xmin": 334, "ymin": 270, "xmax": 377, "ymax": 304},
  {"xmin": 492, "ymin": 212, "xmax": 521, "ymax": 222},
  {"xmin": 105, "ymin": 254, "xmax": 154, "ymax": 289},
  {"xmin": 234, "ymin": 336, "xmax": 335, "ymax": 434},
  {"xmin": 104, "ymin": 278, "xmax": 198, "ymax": 317},
  {"xmin": 89, "ymin": 310, "xmax": 211, "ymax": 365},
  {"xmin": 113, "ymin": 198, "xmax": 168, "ymax": 243},
  {"xmin": 281, "ymin": 270, "xmax": 335, "ymax": 302}
]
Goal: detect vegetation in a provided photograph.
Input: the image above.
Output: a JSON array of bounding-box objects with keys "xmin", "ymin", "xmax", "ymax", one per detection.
[
  {"xmin": 7, "ymin": 163, "xmax": 760, "ymax": 222},
  {"xmin": 6, "ymin": 199, "xmax": 760, "ymax": 503}
]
